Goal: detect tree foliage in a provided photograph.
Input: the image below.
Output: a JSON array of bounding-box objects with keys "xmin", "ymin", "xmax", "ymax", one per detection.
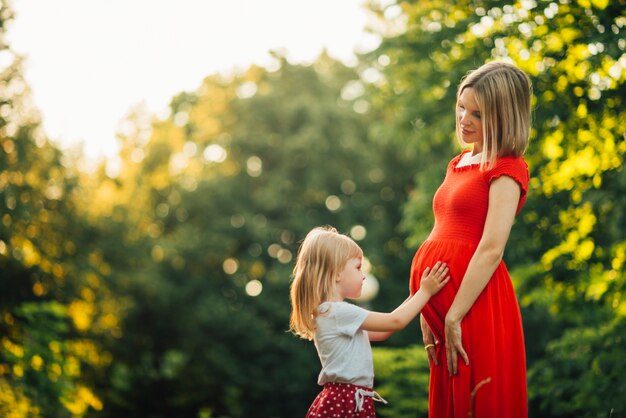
[
  {"xmin": 372, "ymin": 345, "xmax": 430, "ymax": 417},
  {"xmin": 0, "ymin": 2, "xmax": 122, "ymax": 416}
]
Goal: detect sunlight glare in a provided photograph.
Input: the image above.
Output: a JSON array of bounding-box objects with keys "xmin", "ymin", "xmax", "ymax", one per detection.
[{"xmin": 203, "ymin": 144, "xmax": 227, "ymax": 163}]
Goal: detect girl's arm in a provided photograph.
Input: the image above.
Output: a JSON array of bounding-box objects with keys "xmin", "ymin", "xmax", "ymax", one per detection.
[
  {"xmin": 444, "ymin": 175, "xmax": 521, "ymax": 375},
  {"xmin": 367, "ymin": 295, "xmax": 411, "ymax": 342},
  {"xmin": 362, "ymin": 262, "xmax": 449, "ymax": 339}
]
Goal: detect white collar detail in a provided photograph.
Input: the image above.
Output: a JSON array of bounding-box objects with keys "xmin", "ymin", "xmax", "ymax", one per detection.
[{"xmin": 456, "ymin": 151, "xmax": 483, "ymax": 168}]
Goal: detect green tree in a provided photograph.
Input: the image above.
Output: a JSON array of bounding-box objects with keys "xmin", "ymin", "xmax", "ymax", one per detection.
[
  {"xmin": 372, "ymin": 345, "xmax": 430, "ymax": 417},
  {"xmin": 0, "ymin": 1, "xmax": 121, "ymax": 416},
  {"xmin": 0, "ymin": 2, "xmax": 116, "ymax": 417}
]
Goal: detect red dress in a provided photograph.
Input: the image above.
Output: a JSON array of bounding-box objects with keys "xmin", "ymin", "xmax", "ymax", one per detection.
[{"xmin": 409, "ymin": 151, "xmax": 529, "ymax": 418}]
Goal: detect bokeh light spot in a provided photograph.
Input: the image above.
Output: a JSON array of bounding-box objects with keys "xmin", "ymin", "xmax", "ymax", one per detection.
[
  {"xmin": 245, "ymin": 280, "xmax": 263, "ymax": 297},
  {"xmin": 277, "ymin": 249, "xmax": 293, "ymax": 264},
  {"xmin": 350, "ymin": 225, "xmax": 367, "ymax": 241},
  {"xmin": 325, "ymin": 195, "xmax": 342, "ymax": 212},
  {"xmin": 223, "ymin": 258, "xmax": 239, "ymax": 275},
  {"xmin": 230, "ymin": 214, "xmax": 245, "ymax": 228},
  {"xmin": 246, "ymin": 156, "xmax": 263, "ymax": 177}
]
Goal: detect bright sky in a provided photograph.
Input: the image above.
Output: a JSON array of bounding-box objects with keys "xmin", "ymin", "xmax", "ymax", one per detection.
[{"xmin": 8, "ymin": 0, "xmax": 378, "ymax": 160}]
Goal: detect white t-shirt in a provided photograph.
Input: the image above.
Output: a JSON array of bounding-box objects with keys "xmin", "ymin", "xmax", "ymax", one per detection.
[{"xmin": 313, "ymin": 301, "xmax": 374, "ymax": 388}]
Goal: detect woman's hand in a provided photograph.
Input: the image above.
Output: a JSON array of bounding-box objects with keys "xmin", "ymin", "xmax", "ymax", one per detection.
[
  {"xmin": 444, "ymin": 315, "xmax": 469, "ymax": 375},
  {"xmin": 420, "ymin": 314, "xmax": 439, "ymax": 366}
]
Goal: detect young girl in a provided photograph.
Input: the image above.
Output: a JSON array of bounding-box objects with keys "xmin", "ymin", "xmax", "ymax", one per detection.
[{"xmin": 290, "ymin": 226, "xmax": 449, "ymax": 417}]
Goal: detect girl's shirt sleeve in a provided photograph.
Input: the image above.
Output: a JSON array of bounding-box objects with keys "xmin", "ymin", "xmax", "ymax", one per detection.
[
  {"xmin": 484, "ymin": 156, "xmax": 530, "ymax": 214},
  {"xmin": 333, "ymin": 302, "xmax": 369, "ymax": 336}
]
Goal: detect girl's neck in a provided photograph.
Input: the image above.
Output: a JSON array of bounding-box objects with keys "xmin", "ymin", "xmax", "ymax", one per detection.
[{"xmin": 326, "ymin": 287, "xmax": 344, "ymax": 303}]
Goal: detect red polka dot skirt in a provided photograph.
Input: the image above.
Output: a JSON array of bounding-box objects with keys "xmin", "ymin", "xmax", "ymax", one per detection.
[{"xmin": 306, "ymin": 382, "xmax": 387, "ymax": 418}]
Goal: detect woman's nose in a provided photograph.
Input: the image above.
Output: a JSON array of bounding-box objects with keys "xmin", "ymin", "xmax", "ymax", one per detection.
[{"xmin": 460, "ymin": 111, "xmax": 471, "ymax": 126}]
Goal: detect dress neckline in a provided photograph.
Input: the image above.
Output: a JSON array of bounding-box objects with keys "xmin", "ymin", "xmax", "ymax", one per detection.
[{"xmin": 451, "ymin": 150, "xmax": 482, "ymax": 172}]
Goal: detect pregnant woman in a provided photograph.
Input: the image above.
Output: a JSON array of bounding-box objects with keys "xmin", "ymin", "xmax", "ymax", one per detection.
[{"xmin": 410, "ymin": 61, "xmax": 532, "ymax": 417}]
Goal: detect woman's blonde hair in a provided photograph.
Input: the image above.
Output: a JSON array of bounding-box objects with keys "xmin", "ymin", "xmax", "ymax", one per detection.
[
  {"xmin": 455, "ymin": 61, "xmax": 533, "ymax": 169},
  {"xmin": 289, "ymin": 226, "xmax": 363, "ymax": 340}
]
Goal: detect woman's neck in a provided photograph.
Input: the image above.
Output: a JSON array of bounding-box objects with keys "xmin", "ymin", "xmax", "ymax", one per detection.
[{"xmin": 471, "ymin": 145, "xmax": 482, "ymax": 156}]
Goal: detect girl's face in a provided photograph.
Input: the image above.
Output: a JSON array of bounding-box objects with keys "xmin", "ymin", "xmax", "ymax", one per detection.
[
  {"xmin": 457, "ymin": 87, "xmax": 484, "ymax": 154},
  {"xmin": 336, "ymin": 257, "xmax": 365, "ymax": 300}
]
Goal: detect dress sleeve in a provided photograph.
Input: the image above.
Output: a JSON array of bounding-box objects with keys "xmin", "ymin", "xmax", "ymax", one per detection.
[
  {"xmin": 334, "ymin": 302, "xmax": 369, "ymax": 336},
  {"xmin": 484, "ymin": 156, "xmax": 530, "ymax": 214}
]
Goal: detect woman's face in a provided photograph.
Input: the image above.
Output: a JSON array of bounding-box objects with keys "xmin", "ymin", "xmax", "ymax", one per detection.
[{"xmin": 457, "ymin": 87, "xmax": 483, "ymax": 154}]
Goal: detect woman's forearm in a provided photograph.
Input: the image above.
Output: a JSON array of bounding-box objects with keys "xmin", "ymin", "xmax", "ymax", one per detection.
[{"xmin": 446, "ymin": 246, "xmax": 502, "ymax": 322}]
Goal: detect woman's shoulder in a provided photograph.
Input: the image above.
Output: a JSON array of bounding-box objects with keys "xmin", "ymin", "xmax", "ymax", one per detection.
[
  {"xmin": 491, "ymin": 154, "xmax": 529, "ymax": 177},
  {"xmin": 484, "ymin": 154, "xmax": 530, "ymax": 201},
  {"xmin": 496, "ymin": 153, "xmax": 527, "ymax": 164}
]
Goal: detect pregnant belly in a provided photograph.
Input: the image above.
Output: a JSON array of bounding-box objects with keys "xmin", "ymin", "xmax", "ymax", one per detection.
[{"xmin": 409, "ymin": 239, "xmax": 476, "ymax": 335}]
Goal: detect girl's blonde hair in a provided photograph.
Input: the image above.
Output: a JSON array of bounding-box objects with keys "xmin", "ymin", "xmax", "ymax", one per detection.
[
  {"xmin": 289, "ymin": 226, "xmax": 363, "ymax": 340},
  {"xmin": 455, "ymin": 61, "xmax": 533, "ymax": 169}
]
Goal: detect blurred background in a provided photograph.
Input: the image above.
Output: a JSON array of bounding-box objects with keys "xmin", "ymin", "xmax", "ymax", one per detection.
[{"xmin": 0, "ymin": 0, "xmax": 624, "ymax": 417}]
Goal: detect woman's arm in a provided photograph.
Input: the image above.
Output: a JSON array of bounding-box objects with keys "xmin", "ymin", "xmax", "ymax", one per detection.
[
  {"xmin": 362, "ymin": 262, "xmax": 450, "ymax": 339},
  {"xmin": 444, "ymin": 176, "xmax": 521, "ymax": 375}
]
